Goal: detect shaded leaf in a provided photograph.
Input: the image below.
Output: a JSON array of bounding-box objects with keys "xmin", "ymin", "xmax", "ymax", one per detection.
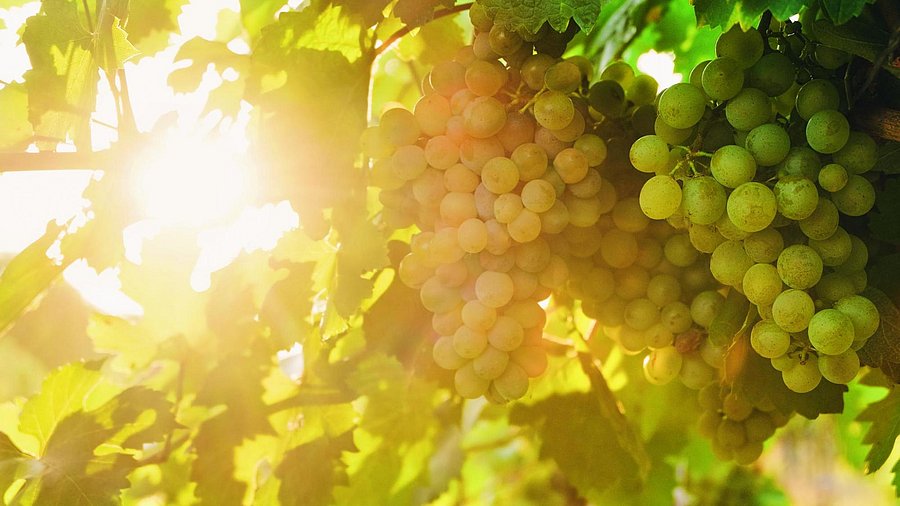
[
  {"xmin": 275, "ymin": 431, "xmax": 356, "ymax": 506},
  {"xmin": 0, "ymin": 83, "xmax": 33, "ymax": 150},
  {"xmin": 239, "ymin": 0, "xmax": 287, "ymax": 38},
  {"xmin": 393, "ymin": 0, "xmax": 455, "ymax": 28},
  {"xmin": 857, "ymin": 387, "xmax": 900, "ymax": 473},
  {"xmin": 813, "ymin": 19, "xmax": 900, "ymax": 79},
  {"xmin": 871, "ymin": 141, "xmax": 900, "ymax": 174},
  {"xmin": 397, "ymin": 12, "xmax": 465, "ymax": 66},
  {"xmin": 125, "ymin": 0, "xmax": 189, "ymax": 54},
  {"xmin": 18, "ymin": 362, "xmax": 119, "ymax": 453},
  {"xmin": 21, "ymin": 0, "xmax": 98, "ymax": 149},
  {"xmin": 858, "ymin": 288, "xmax": 900, "ymax": 380},
  {"xmin": 821, "ymin": 0, "xmax": 872, "ymax": 26},
  {"xmin": 94, "ymin": 16, "xmax": 141, "ymax": 73},
  {"xmin": 0, "ymin": 432, "xmax": 27, "ymax": 497},
  {"xmin": 869, "ymin": 177, "xmax": 900, "ymax": 245},
  {"xmin": 261, "ymin": 262, "xmax": 316, "ymax": 349},
  {"xmin": 480, "ymin": 0, "xmax": 601, "ymax": 33},
  {"xmin": 333, "ymin": 0, "xmax": 391, "ymax": 27}
]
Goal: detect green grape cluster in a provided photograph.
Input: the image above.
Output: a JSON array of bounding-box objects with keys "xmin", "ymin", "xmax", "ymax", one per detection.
[
  {"xmin": 632, "ymin": 22, "xmax": 882, "ymax": 396},
  {"xmin": 696, "ymin": 383, "xmax": 790, "ymax": 464},
  {"xmin": 363, "ymin": 2, "xmax": 619, "ymax": 402}
]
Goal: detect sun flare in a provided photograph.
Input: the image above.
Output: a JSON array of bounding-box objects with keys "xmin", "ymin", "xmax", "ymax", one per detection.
[{"xmin": 129, "ymin": 136, "xmax": 256, "ymax": 228}]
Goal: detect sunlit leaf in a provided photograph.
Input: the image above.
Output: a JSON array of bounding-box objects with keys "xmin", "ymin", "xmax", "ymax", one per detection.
[
  {"xmin": 0, "ymin": 83, "xmax": 32, "ymax": 150},
  {"xmin": 275, "ymin": 431, "xmax": 356, "ymax": 506},
  {"xmin": 857, "ymin": 387, "xmax": 900, "ymax": 474}
]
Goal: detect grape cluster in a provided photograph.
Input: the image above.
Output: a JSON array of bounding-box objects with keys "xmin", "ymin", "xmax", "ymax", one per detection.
[
  {"xmin": 632, "ymin": 23, "xmax": 881, "ymax": 396},
  {"xmin": 364, "ymin": 2, "xmax": 616, "ymax": 402},
  {"xmin": 696, "ymin": 382, "xmax": 790, "ymax": 464}
]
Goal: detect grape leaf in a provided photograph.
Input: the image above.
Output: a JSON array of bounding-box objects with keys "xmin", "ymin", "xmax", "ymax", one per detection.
[
  {"xmin": 0, "ymin": 432, "xmax": 27, "ymax": 497},
  {"xmin": 261, "ymin": 262, "xmax": 317, "ymax": 349},
  {"xmin": 346, "ymin": 354, "xmax": 438, "ymax": 442},
  {"xmin": 167, "ymin": 37, "xmax": 249, "ymax": 93},
  {"xmin": 94, "ymin": 16, "xmax": 141, "ymax": 73},
  {"xmin": 691, "ymin": 0, "xmax": 770, "ymax": 29},
  {"xmin": 17, "ymin": 362, "xmax": 120, "ymax": 453},
  {"xmin": 869, "ymin": 177, "xmax": 900, "ymax": 245},
  {"xmin": 21, "ymin": 0, "xmax": 99, "ymax": 150},
  {"xmin": 393, "ymin": 0, "xmax": 455, "ymax": 27},
  {"xmin": 125, "ymin": 0, "xmax": 189, "ymax": 54},
  {"xmin": 0, "ymin": 83, "xmax": 32, "ymax": 150},
  {"xmin": 510, "ymin": 354, "xmax": 650, "ymax": 502},
  {"xmin": 14, "ymin": 387, "xmax": 175, "ymax": 505},
  {"xmin": 857, "ymin": 387, "xmax": 900, "ymax": 473},
  {"xmin": 239, "ymin": 0, "xmax": 288, "ymax": 38},
  {"xmin": 768, "ymin": 0, "xmax": 815, "ymax": 21},
  {"xmin": 192, "ymin": 347, "xmax": 274, "ymax": 506},
  {"xmin": 333, "ymin": 0, "xmax": 392, "ymax": 26},
  {"xmin": 0, "ymin": 222, "xmax": 65, "ymax": 336},
  {"xmin": 275, "ymin": 431, "xmax": 356, "ymax": 506},
  {"xmin": 871, "ymin": 141, "xmax": 900, "ymax": 174},
  {"xmin": 821, "ymin": 0, "xmax": 873, "ymax": 26},
  {"xmin": 858, "ymin": 288, "xmax": 900, "ymax": 382},
  {"xmin": 479, "ymin": 0, "xmax": 601, "ymax": 34},
  {"xmin": 813, "ymin": 19, "xmax": 900, "ymax": 79},
  {"xmin": 397, "ymin": 12, "xmax": 465, "ymax": 66}
]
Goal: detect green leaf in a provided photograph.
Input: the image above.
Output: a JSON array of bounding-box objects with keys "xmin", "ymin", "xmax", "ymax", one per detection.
[
  {"xmin": 14, "ymin": 387, "xmax": 174, "ymax": 505},
  {"xmin": 261, "ymin": 262, "xmax": 316, "ymax": 349},
  {"xmin": 509, "ymin": 354, "xmax": 650, "ymax": 502},
  {"xmin": 346, "ymin": 354, "xmax": 438, "ymax": 442},
  {"xmin": 393, "ymin": 0, "xmax": 455, "ymax": 28},
  {"xmin": 813, "ymin": 19, "xmax": 900, "ymax": 79},
  {"xmin": 0, "ymin": 222, "xmax": 65, "ymax": 336},
  {"xmin": 0, "ymin": 432, "xmax": 28, "ymax": 497},
  {"xmin": 333, "ymin": 0, "xmax": 391, "ymax": 26},
  {"xmin": 275, "ymin": 431, "xmax": 356, "ymax": 506},
  {"xmin": 21, "ymin": 0, "xmax": 99, "ymax": 149},
  {"xmin": 869, "ymin": 177, "xmax": 900, "ymax": 245},
  {"xmin": 821, "ymin": 0, "xmax": 872, "ymax": 25},
  {"xmin": 125, "ymin": 0, "xmax": 189, "ymax": 54},
  {"xmin": 0, "ymin": 83, "xmax": 33, "ymax": 150},
  {"xmin": 857, "ymin": 387, "xmax": 900, "ymax": 473},
  {"xmin": 94, "ymin": 16, "xmax": 141, "ymax": 72},
  {"xmin": 480, "ymin": 0, "xmax": 601, "ymax": 33},
  {"xmin": 857, "ymin": 288, "xmax": 900, "ymax": 382},
  {"xmin": 397, "ymin": 13, "xmax": 465, "ymax": 66},
  {"xmin": 167, "ymin": 37, "xmax": 248, "ymax": 93},
  {"xmin": 768, "ymin": 0, "xmax": 815, "ymax": 21},
  {"xmin": 18, "ymin": 362, "xmax": 120, "ymax": 453},
  {"xmin": 871, "ymin": 141, "xmax": 900, "ymax": 174},
  {"xmin": 239, "ymin": 0, "xmax": 287, "ymax": 38}
]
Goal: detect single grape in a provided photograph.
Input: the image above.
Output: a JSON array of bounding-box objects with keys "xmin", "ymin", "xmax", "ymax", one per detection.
[
  {"xmin": 640, "ymin": 175, "xmax": 683, "ymax": 220},
  {"xmin": 511, "ymin": 143, "xmax": 549, "ymax": 182},
  {"xmin": 626, "ymin": 74, "xmax": 659, "ymax": 105},
  {"xmin": 795, "ymin": 79, "xmax": 839, "ymax": 120},
  {"xmin": 629, "ymin": 134, "xmax": 670, "ymax": 174},
  {"xmin": 691, "ymin": 290, "xmax": 726, "ymax": 328},
  {"xmin": 817, "ymin": 163, "xmax": 848, "ymax": 192},
  {"xmin": 430, "ymin": 60, "xmax": 467, "ymax": 97},
  {"xmin": 725, "ymin": 87, "xmax": 771, "ymax": 131},
  {"xmin": 465, "ymin": 60, "xmax": 509, "ymax": 97},
  {"xmin": 710, "ymin": 240, "xmax": 754, "ymax": 287},
  {"xmin": 831, "ymin": 175, "xmax": 875, "ymax": 216},
  {"xmin": 663, "ymin": 233, "xmax": 700, "ymax": 267},
  {"xmin": 808, "ymin": 308, "xmax": 855, "ymax": 355},
  {"xmin": 727, "ymin": 182, "xmax": 777, "ymax": 233},
  {"xmin": 488, "ymin": 24, "xmax": 523, "ymax": 56},
  {"xmin": 493, "ymin": 362, "xmax": 529, "ymax": 401},
  {"xmin": 782, "ymin": 355, "xmax": 822, "ymax": 393},
  {"xmin": 554, "ymin": 148, "xmax": 589, "ymax": 184},
  {"xmin": 711, "ymin": 145, "xmax": 757, "ymax": 188},
  {"xmin": 833, "ymin": 295, "xmax": 880, "ymax": 341},
  {"xmin": 743, "ymin": 263, "xmax": 783, "ymax": 307},
  {"xmin": 747, "ymin": 52, "xmax": 795, "ymax": 96},
  {"xmin": 380, "ymin": 107, "xmax": 421, "ymax": 146},
  {"xmin": 521, "ymin": 53, "xmax": 556, "ymax": 91},
  {"xmin": 833, "ymin": 131, "xmax": 877, "ymax": 174},
  {"xmin": 806, "ymin": 109, "xmax": 850, "ymax": 154},
  {"xmin": 799, "ymin": 198, "xmax": 839, "ymax": 240},
  {"xmin": 808, "ymin": 226, "xmax": 852, "ymax": 267},
  {"xmin": 463, "ymin": 96, "xmax": 507, "ymax": 138},
  {"xmin": 772, "ymin": 289, "xmax": 815, "ymax": 332},
  {"xmin": 818, "ymin": 349, "xmax": 860, "ymax": 384},
  {"xmin": 657, "ymin": 83, "xmax": 707, "ymax": 129},
  {"xmin": 654, "ymin": 116, "xmax": 695, "ymax": 145},
  {"xmin": 716, "ymin": 25, "xmax": 764, "ymax": 69},
  {"xmin": 777, "ymin": 146, "xmax": 821, "ymax": 180},
  {"xmin": 455, "ymin": 362, "xmax": 490, "ymax": 398},
  {"xmin": 751, "ymin": 320, "xmax": 791, "ymax": 358},
  {"xmin": 475, "ymin": 270, "xmax": 515, "ymax": 308},
  {"xmin": 600, "ymin": 60, "xmax": 635, "ymax": 87},
  {"xmin": 776, "ymin": 244, "xmax": 823, "ymax": 290},
  {"xmin": 433, "ymin": 335, "xmax": 467, "ymax": 370},
  {"xmin": 588, "ymin": 80, "xmax": 627, "ymax": 118},
  {"xmin": 544, "ymin": 61, "xmax": 581, "ymax": 93},
  {"xmin": 688, "ymin": 223, "xmax": 725, "ymax": 253},
  {"xmin": 774, "ymin": 175, "xmax": 819, "ymax": 220},
  {"xmin": 533, "ymin": 91, "xmax": 575, "ymax": 130},
  {"xmin": 743, "ymin": 227, "xmax": 784, "ymax": 263},
  {"xmin": 574, "ymin": 134, "xmax": 608, "ymax": 166},
  {"xmin": 643, "ymin": 346, "xmax": 684, "ymax": 385},
  {"xmin": 745, "ymin": 123, "xmax": 791, "ymax": 166},
  {"xmin": 682, "ymin": 176, "xmax": 727, "ymax": 225},
  {"xmin": 702, "ymin": 56, "xmax": 745, "ymax": 101}
]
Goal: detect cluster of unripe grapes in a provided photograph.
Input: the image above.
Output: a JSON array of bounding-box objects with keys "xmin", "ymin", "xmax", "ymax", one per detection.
[{"xmin": 631, "ymin": 22, "xmax": 881, "ymax": 395}]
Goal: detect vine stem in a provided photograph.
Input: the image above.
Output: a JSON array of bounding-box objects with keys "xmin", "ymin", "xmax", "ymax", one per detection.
[{"xmin": 373, "ymin": 3, "xmax": 473, "ymax": 57}]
